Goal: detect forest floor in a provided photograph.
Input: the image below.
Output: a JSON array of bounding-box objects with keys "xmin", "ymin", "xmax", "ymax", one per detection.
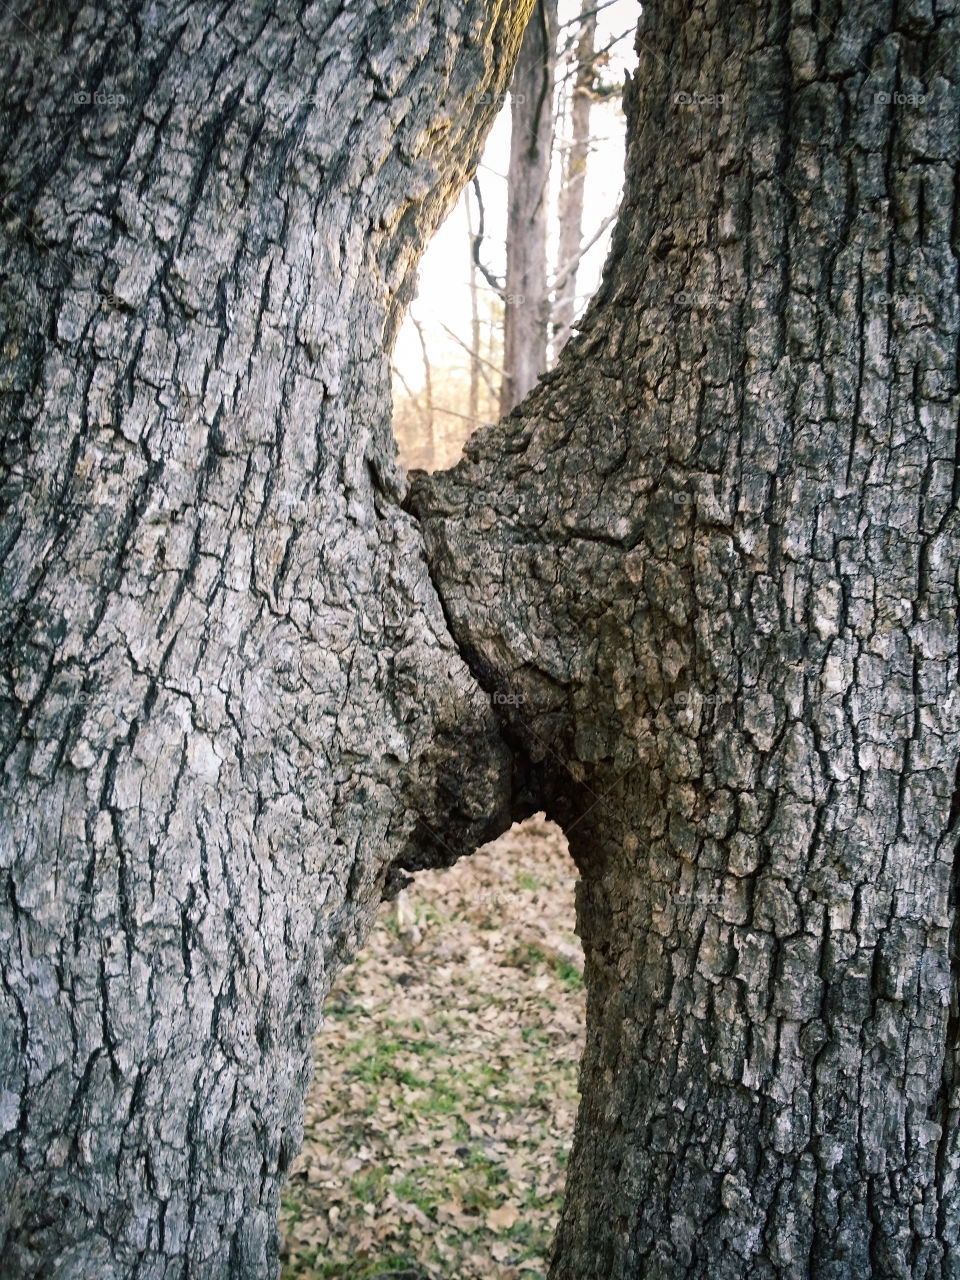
[{"xmin": 279, "ymin": 815, "xmax": 585, "ymax": 1280}]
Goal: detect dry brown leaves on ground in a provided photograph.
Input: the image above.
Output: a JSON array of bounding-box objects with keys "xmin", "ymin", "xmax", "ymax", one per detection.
[{"xmin": 279, "ymin": 815, "xmax": 585, "ymax": 1280}]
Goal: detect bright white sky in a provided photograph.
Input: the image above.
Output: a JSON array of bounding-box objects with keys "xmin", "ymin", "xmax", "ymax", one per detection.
[{"xmin": 394, "ymin": 0, "xmax": 638, "ymax": 394}]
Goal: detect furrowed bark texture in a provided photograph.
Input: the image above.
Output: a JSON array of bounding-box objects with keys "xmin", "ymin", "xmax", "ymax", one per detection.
[
  {"xmin": 0, "ymin": 1, "xmax": 534, "ymax": 1276},
  {"xmin": 409, "ymin": 0, "xmax": 960, "ymax": 1275}
]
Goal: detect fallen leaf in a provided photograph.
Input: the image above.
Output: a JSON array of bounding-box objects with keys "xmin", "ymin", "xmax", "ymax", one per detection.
[{"xmin": 486, "ymin": 1203, "xmax": 520, "ymax": 1232}]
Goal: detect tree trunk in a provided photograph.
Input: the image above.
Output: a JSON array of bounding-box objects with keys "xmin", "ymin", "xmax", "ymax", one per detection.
[
  {"xmin": 552, "ymin": 0, "xmax": 596, "ymax": 351},
  {"xmin": 500, "ymin": 0, "xmax": 558, "ymax": 416},
  {"xmin": 465, "ymin": 189, "xmax": 481, "ymax": 430},
  {"xmin": 5, "ymin": 1, "xmax": 960, "ymax": 1277},
  {"xmin": 0, "ymin": 2, "xmax": 534, "ymax": 1276},
  {"xmin": 409, "ymin": 0, "xmax": 960, "ymax": 1276},
  {"xmin": 412, "ymin": 315, "xmax": 436, "ymax": 472}
]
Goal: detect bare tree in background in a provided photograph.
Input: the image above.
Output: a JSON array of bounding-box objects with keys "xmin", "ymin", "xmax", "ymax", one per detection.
[
  {"xmin": 400, "ymin": 2, "xmax": 626, "ymax": 456},
  {"xmin": 411, "ymin": 314, "xmax": 436, "ymax": 470},
  {"xmin": 552, "ymin": 0, "xmax": 597, "ymax": 350},
  {"xmin": 464, "ymin": 188, "xmax": 482, "ymax": 428},
  {"xmin": 500, "ymin": 0, "xmax": 558, "ymax": 416}
]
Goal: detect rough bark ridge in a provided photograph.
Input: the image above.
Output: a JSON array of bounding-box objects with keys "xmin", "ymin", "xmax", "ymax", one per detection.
[
  {"xmin": 410, "ymin": 0, "xmax": 960, "ymax": 1275},
  {"xmin": 0, "ymin": 1, "xmax": 533, "ymax": 1276}
]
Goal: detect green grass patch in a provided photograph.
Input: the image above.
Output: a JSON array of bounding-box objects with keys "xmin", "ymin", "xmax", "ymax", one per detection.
[{"xmin": 552, "ymin": 956, "xmax": 584, "ymax": 990}]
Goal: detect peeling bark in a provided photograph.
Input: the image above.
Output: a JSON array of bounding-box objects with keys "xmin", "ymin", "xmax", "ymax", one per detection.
[
  {"xmin": 410, "ymin": 0, "xmax": 960, "ymax": 1275},
  {"xmin": 0, "ymin": 2, "xmax": 533, "ymax": 1276}
]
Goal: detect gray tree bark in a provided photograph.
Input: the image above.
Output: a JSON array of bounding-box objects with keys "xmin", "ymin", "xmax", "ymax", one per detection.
[
  {"xmin": 500, "ymin": 0, "xmax": 558, "ymax": 416},
  {"xmin": 0, "ymin": 2, "xmax": 534, "ymax": 1277},
  {"xmin": 409, "ymin": 1, "xmax": 960, "ymax": 1276},
  {"xmin": 4, "ymin": 1, "xmax": 960, "ymax": 1278}
]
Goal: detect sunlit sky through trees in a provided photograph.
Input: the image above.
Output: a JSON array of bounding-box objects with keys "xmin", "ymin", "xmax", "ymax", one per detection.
[{"xmin": 392, "ymin": 0, "xmax": 635, "ymax": 397}]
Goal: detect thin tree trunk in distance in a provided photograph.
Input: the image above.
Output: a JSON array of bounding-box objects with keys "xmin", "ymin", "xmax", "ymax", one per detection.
[
  {"xmin": 500, "ymin": 0, "xmax": 558, "ymax": 416},
  {"xmin": 552, "ymin": 0, "xmax": 597, "ymax": 352},
  {"xmin": 465, "ymin": 189, "xmax": 481, "ymax": 430},
  {"xmin": 412, "ymin": 314, "xmax": 436, "ymax": 471}
]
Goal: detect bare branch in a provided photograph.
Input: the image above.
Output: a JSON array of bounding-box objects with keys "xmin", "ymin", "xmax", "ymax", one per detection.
[
  {"xmin": 469, "ymin": 176, "xmax": 505, "ymax": 298},
  {"xmin": 436, "ymin": 319, "xmax": 503, "ymax": 377},
  {"xmin": 392, "ymin": 365, "xmax": 423, "ymax": 414},
  {"xmin": 428, "ymin": 404, "xmax": 497, "ymax": 427},
  {"xmin": 411, "ymin": 314, "xmax": 434, "ymax": 430},
  {"xmin": 550, "ymin": 209, "xmax": 618, "ymax": 297},
  {"xmin": 557, "ymin": 0, "xmax": 621, "ymax": 29}
]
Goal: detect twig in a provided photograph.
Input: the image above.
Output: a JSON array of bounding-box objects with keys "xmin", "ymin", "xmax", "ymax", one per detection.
[
  {"xmin": 469, "ymin": 177, "xmax": 504, "ymax": 297},
  {"xmin": 550, "ymin": 209, "xmax": 618, "ymax": 295},
  {"xmin": 436, "ymin": 320, "xmax": 503, "ymax": 376}
]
